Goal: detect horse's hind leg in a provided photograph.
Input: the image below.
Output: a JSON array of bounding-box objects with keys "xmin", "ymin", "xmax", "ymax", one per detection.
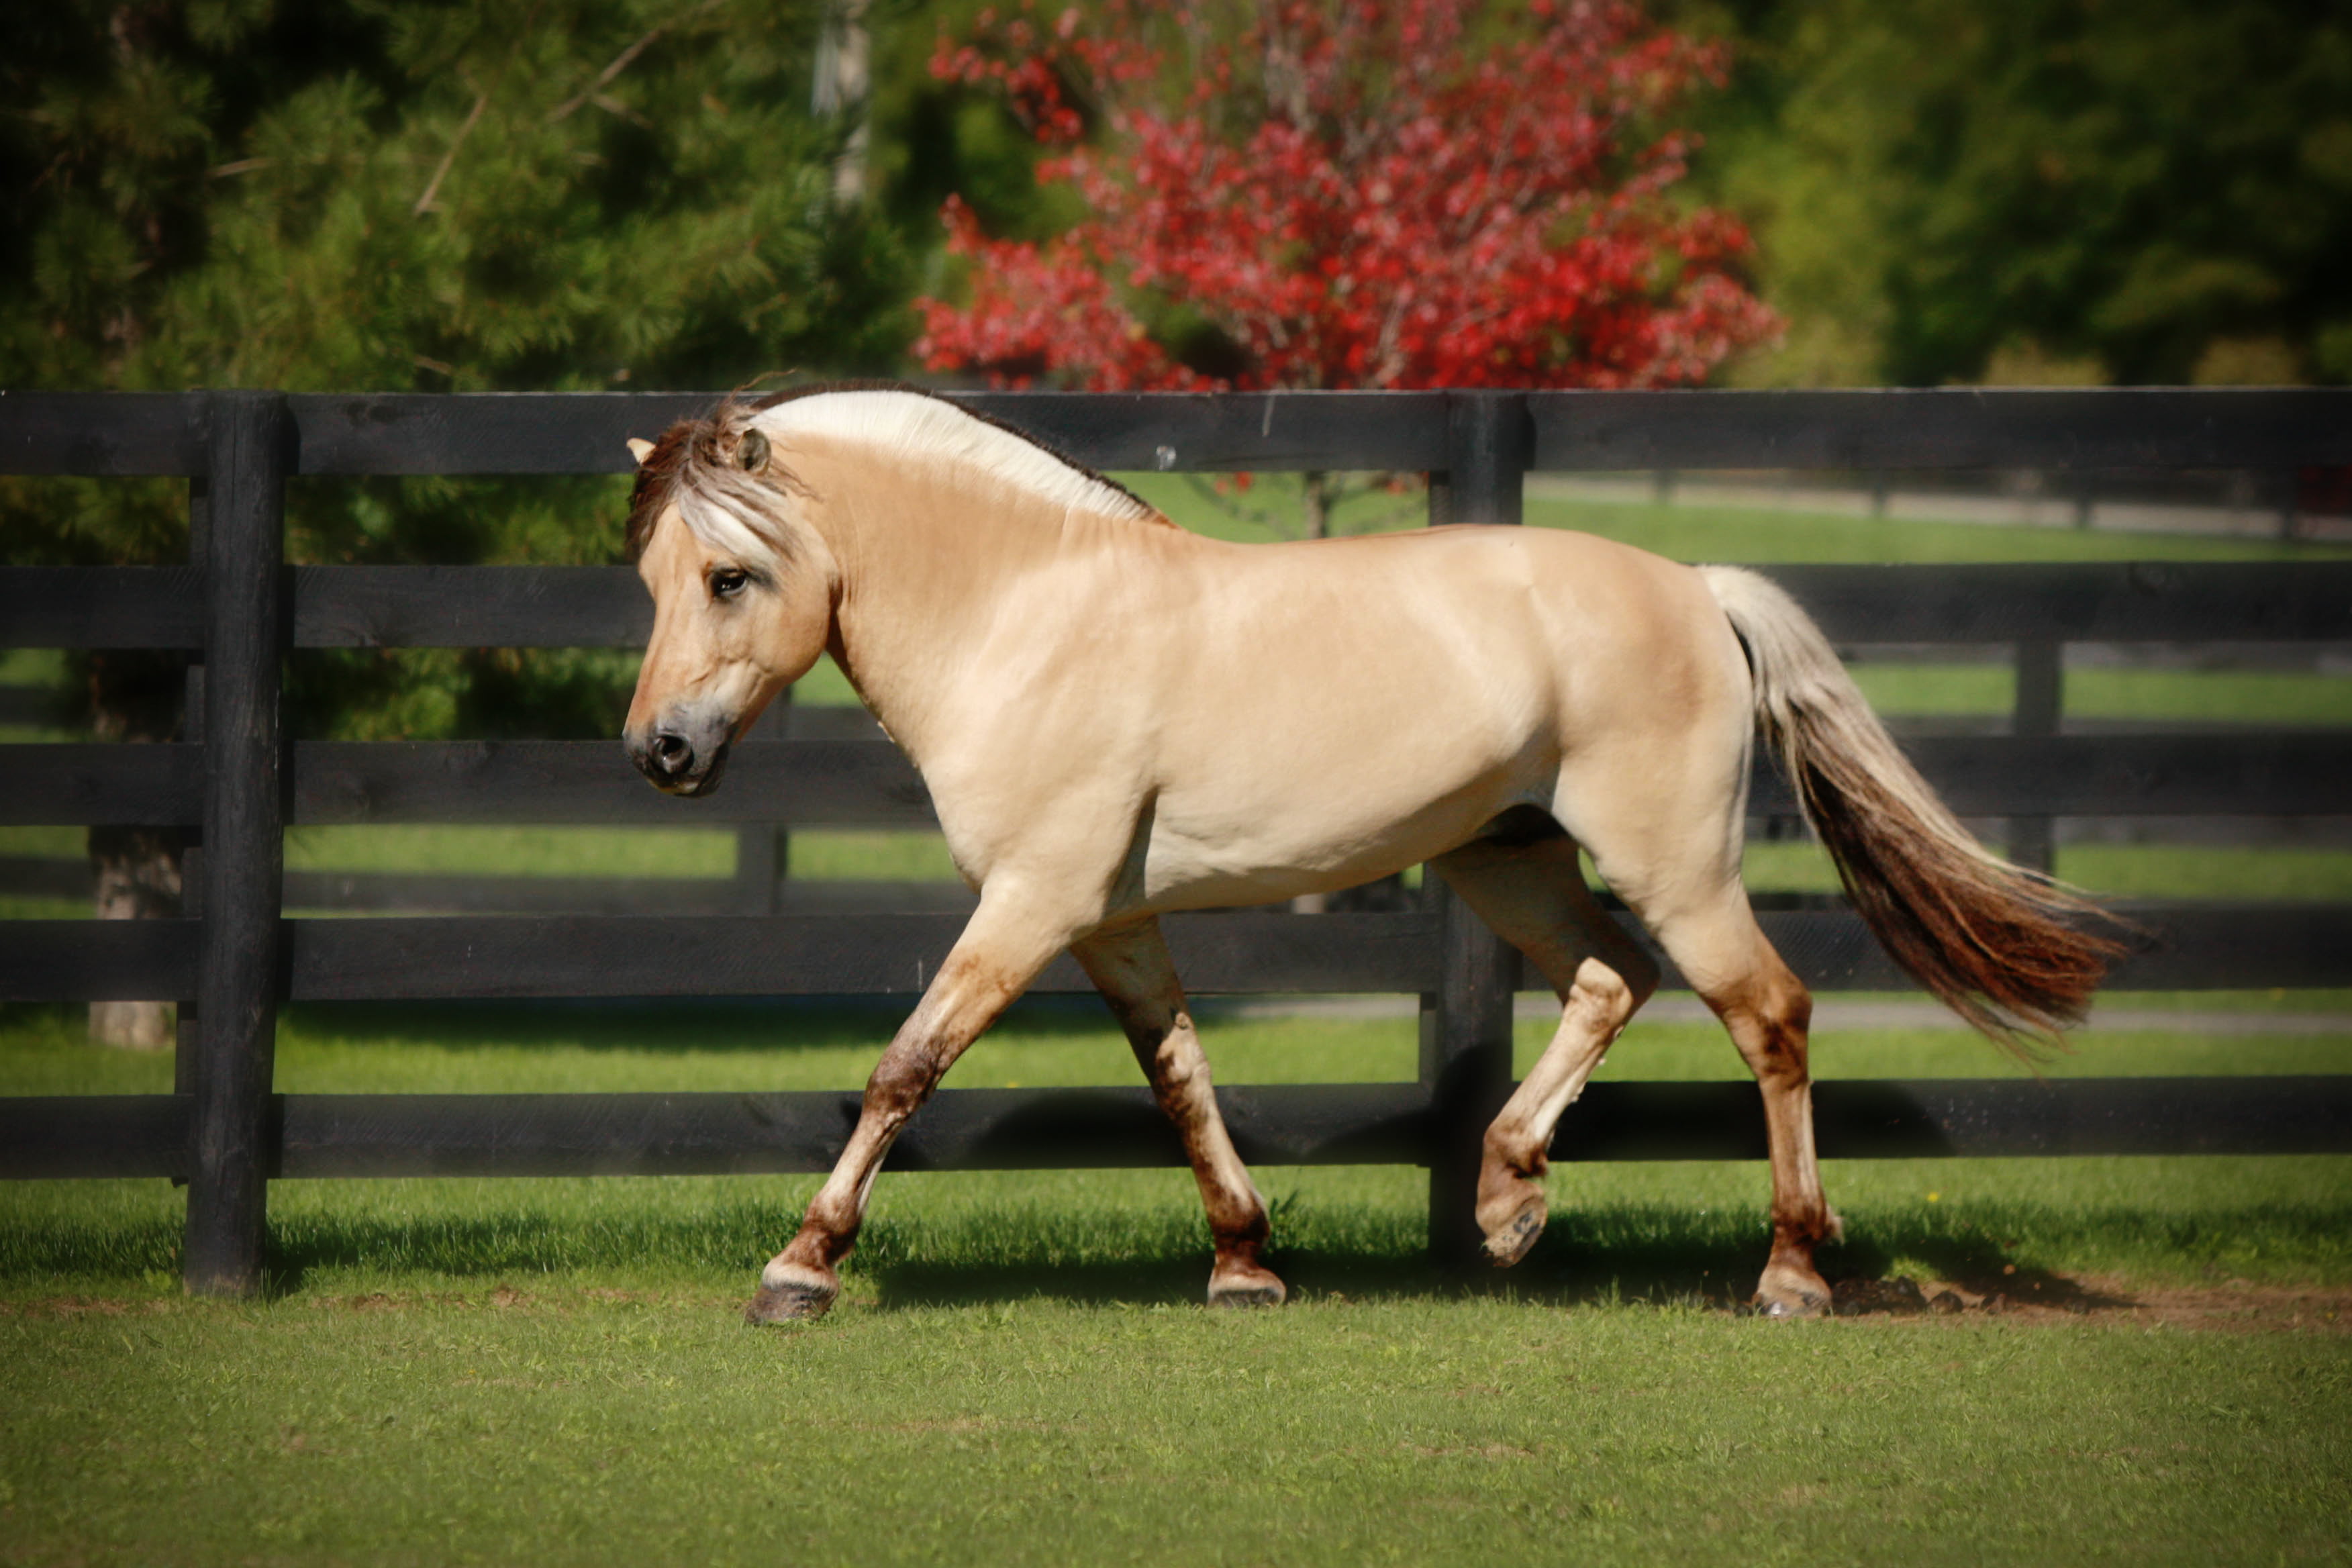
[
  {"xmin": 1428, "ymin": 823, "xmax": 1659, "ymax": 1267},
  {"xmin": 1073, "ymin": 918, "xmax": 1285, "ymax": 1307},
  {"xmin": 1637, "ymin": 889, "xmax": 1833, "ymax": 1317}
]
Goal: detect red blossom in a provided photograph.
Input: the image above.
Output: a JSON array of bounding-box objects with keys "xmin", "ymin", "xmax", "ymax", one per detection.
[{"xmin": 916, "ymin": 0, "xmax": 1780, "ymax": 393}]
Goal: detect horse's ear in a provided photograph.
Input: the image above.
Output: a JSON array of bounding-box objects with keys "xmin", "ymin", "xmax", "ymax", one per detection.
[{"xmin": 626, "ymin": 438, "xmax": 656, "ymax": 467}]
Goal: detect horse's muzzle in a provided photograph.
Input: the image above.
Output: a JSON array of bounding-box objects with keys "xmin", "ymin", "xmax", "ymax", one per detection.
[{"xmin": 628, "ymin": 726, "xmax": 732, "ymax": 797}]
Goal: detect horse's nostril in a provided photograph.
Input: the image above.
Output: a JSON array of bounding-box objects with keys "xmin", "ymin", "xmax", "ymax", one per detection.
[{"xmin": 650, "ymin": 732, "xmax": 693, "ymax": 776}]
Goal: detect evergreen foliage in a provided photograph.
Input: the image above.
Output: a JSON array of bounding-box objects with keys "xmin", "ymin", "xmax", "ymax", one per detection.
[{"xmin": 3, "ymin": 0, "xmax": 910, "ymax": 738}]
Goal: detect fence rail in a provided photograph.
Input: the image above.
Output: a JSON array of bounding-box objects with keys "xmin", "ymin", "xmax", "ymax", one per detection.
[
  {"xmin": 7, "ymin": 730, "xmax": 2348, "ymax": 828},
  {"xmin": 3, "ymin": 387, "xmax": 2348, "ymax": 1295},
  {"xmin": 5, "ymin": 903, "xmax": 2350, "ymax": 1003},
  {"xmin": 11, "ymin": 1075, "xmax": 2352, "ymax": 1185},
  {"xmin": 10, "ymin": 387, "xmax": 2352, "ymax": 477},
  {"xmin": 11, "ymin": 558, "xmax": 2352, "ymax": 650}
]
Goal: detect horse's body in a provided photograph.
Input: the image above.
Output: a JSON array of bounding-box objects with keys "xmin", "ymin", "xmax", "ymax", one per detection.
[{"xmin": 622, "ymin": 385, "xmax": 2114, "ymax": 1321}]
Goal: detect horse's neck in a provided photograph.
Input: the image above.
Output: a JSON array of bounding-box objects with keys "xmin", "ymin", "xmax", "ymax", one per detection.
[{"xmin": 804, "ymin": 447, "xmax": 1143, "ymax": 759}]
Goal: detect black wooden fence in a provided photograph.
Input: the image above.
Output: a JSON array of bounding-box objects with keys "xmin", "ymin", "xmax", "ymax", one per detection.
[{"xmin": 3, "ymin": 387, "xmax": 2350, "ymax": 1295}]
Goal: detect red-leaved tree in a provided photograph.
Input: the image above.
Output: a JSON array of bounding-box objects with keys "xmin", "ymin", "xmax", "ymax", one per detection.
[{"xmin": 916, "ymin": 0, "xmax": 1779, "ymax": 532}]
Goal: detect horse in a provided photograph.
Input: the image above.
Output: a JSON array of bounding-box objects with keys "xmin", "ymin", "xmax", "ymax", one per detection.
[{"xmin": 618, "ymin": 383, "xmax": 2118, "ymax": 1322}]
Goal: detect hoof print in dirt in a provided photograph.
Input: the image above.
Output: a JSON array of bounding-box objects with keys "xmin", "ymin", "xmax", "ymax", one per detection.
[{"xmin": 1830, "ymin": 1275, "xmax": 1928, "ymax": 1316}]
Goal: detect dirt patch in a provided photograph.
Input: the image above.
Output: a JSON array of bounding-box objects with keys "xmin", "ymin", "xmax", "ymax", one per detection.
[
  {"xmin": 1820, "ymin": 1271, "xmax": 2352, "ymax": 1332},
  {"xmin": 1402, "ymin": 1440, "xmax": 1539, "ymax": 1461},
  {"xmin": 2036, "ymin": 1277, "xmax": 2352, "ymax": 1334}
]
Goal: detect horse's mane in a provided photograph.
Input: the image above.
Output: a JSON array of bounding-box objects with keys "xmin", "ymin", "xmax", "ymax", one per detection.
[{"xmin": 626, "ymin": 380, "xmax": 1165, "ymax": 564}]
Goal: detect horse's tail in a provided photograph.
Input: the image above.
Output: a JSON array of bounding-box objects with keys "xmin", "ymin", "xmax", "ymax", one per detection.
[{"xmin": 1700, "ymin": 565, "xmax": 2125, "ymax": 1055}]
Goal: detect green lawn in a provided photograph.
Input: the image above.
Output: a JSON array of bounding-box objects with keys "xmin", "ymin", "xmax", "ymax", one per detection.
[
  {"xmin": 5, "ymin": 986, "xmax": 2351, "ymax": 1564},
  {"xmin": 1519, "ymin": 492, "xmax": 2352, "ymax": 564},
  {"xmin": 3, "ymin": 1138, "xmax": 2350, "ymax": 1567},
  {"xmin": 1121, "ymin": 470, "xmax": 2352, "ymax": 564},
  {"xmin": 3, "ymin": 1273, "xmax": 2345, "ymax": 1568}
]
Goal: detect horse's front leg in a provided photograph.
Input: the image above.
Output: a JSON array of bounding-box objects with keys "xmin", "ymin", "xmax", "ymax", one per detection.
[
  {"xmin": 747, "ymin": 889, "xmax": 1075, "ymax": 1324},
  {"xmin": 1073, "ymin": 918, "xmax": 1285, "ymax": 1308}
]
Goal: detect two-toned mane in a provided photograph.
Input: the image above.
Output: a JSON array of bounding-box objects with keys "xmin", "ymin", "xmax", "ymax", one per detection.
[
  {"xmin": 626, "ymin": 383, "xmax": 1160, "ymax": 567},
  {"xmin": 618, "ymin": 383, "xmax": 2122, "ymax": 1324}
]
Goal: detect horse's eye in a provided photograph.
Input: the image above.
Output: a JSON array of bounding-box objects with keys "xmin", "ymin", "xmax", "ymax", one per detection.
[
  {"xmin": 738, "ymin": 430, "xmax": 769, "ymax": 471},
  {"xmin": 710, "ymin": 568, "xmax": 750, "ymax": 599}
]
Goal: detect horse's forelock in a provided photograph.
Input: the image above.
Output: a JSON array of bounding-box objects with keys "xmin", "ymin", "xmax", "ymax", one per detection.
[
  {"xmin": 624, "ymin": 421, "xmax": 701, "ymax": 562},
  {"xmin": 624, "ymin": 404, "xmax": 805, "ymax": 569}
]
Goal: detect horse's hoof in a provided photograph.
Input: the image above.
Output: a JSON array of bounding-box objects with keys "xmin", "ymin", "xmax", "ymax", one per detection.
[
  {"xmin": 1480, "ymin": 1193, "xmax": 1547, "ymax": 1269},
  {"xmin": 745, "ymin": 1262, "xmax": 838, "ymax": 1325},
  {"xmin": 1751, "ymin": 1263, "xmax": 1831, "ymax": 1319},
  {"xmin": 1207, "ymin": 1267, "xmax": 1287, "ymax": 1309}
]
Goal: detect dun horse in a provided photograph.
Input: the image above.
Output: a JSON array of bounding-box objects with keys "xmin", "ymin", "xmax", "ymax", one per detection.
[{"xmin": 620, "ymin": 385, "xmax": 2116, "ymax": 1322}]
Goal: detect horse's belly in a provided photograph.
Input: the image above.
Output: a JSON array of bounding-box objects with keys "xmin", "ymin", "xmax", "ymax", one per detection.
[{"xmin": 1138, "ymin": 742, "xmax": 1549, "ymax": 911}]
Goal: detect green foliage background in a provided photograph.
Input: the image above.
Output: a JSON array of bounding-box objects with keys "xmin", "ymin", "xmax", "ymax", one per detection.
[
  {"xmin": 3, "ymin": 0, "xmax": 911, "ymax": 737},
  {"xmin": 1668, "ymin": 0, "xmax": 2352, "ymax": 388}
]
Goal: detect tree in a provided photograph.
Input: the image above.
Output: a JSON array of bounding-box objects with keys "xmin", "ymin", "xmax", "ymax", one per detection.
[
  {"xmin": 914, "ymin": 0, "xmax": 1778, "ymax": 533},
  {"xmin": 1674, "ymin": 0, "xmax": 2352, "ymax": 387},
  {"xmin": 4, "ymin": 0, "xmax": 908, "ymax": 1043}
]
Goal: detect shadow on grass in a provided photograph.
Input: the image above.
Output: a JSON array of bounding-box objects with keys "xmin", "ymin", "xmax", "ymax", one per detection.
[
  {"xmin": 859, "ymin": 1210, "xmax": 2141, "ymax": 1312},
  {"xmin": 16, "ymin": 1195, "xmax": 2328, "ymax": 1312}
]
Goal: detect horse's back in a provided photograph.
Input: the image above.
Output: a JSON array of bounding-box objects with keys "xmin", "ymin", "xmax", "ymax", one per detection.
[{"xmin": 1171, "ymin": 522, "xmax": 1742, "ymax": 748}]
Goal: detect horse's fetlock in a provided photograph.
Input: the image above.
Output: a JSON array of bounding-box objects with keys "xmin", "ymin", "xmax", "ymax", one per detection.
[
  {"xmin": 1210, "ymin": 1200, "xmax": 1271, "ymax": 1251},
  {"xmin": 1771, "ymin": 1208, "xmax": 1834, "ymax": 1249},
  {"xmin": 1482, "ymin": 1127, "xmax": 1545, "ymax": 1182}
]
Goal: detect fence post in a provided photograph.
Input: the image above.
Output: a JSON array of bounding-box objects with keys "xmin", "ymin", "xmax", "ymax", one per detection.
[
  {"xmin": 1421, "ymin": 391, "xmax": 1529, "ymax": 1267},
  {"xmin": 175, "ymin": 475, "xmax": 208, "ymax": 1097},
  {"xmin": 735, "ymin": 689, "xmax": 791, "ymax": 914},
  {"xmin": 2009, "ymin": 639, "xmax": 2061, "ymax": 875},
  {"xmin": 183, "ymin": 391, "xmax": 289, "ymax": 1297}
]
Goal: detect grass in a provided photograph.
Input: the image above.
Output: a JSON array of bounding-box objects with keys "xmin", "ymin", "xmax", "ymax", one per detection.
[
  {"xmin": 5, "ymin": 987, "xmax": 2351, "ymax": 1564},
  {"xmin": 3, "ymin": 1137, "xmax": 2350, "ymax": 1566},
  {"xmin": 1120, "ymin": 471, "xmax": 2352, "ymax": 564},
  {"xmin": 1849, "ymin": 661, "xmax": 2352, "ymax": 726},
  {"xmin": 1514, "ymin": 491, "xmax": 2352, "ymax": 565},
  {"xmin": 6, "ymin": 973, "xmax": 2352, "ymax": 1096},
  {"xmin": 3, "ymin": 1274, "xmax": 2346, "ymax": 1567}
]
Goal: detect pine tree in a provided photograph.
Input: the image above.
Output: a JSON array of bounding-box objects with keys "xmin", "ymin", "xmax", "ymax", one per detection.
[{"xmin": 3, "ymin": 0, "xmax": 908, "ymax": 1043}]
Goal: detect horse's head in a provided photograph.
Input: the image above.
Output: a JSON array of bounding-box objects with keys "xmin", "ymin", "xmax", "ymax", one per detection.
[{"xmin": 622, "ymin": 407, "xmax": 839, "ymax": 796}]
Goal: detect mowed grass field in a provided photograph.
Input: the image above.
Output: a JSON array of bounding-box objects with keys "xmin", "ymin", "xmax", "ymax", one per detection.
[{"xmin": 3, "ymin": 492, "xmax": 2350, "ymax": 1565}]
